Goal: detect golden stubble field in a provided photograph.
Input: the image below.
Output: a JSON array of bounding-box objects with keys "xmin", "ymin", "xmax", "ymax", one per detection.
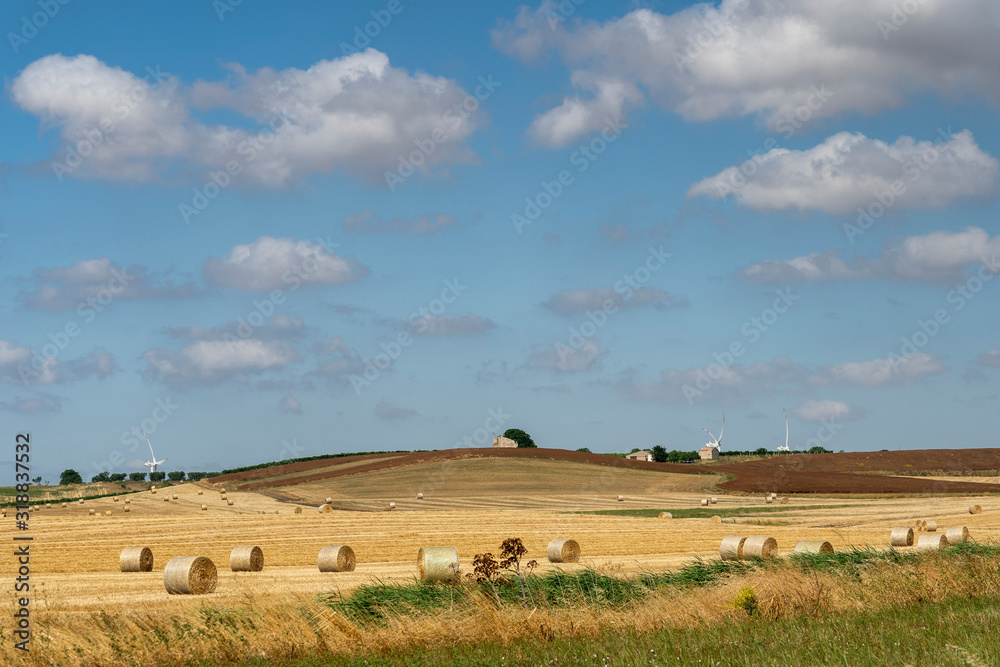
[{"xmin": 3, "ymin": 457, "xmax": 998, "ymax": 617}]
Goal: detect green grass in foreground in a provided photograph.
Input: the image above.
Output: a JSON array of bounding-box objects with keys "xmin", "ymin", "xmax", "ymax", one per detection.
[
  {"xmin": 579, "ymin": 504, "xmax": 853, "ymax": 519},
  {"xmin": 222, "ymin": 592, "xmax": 1000, "ymax": 667}
]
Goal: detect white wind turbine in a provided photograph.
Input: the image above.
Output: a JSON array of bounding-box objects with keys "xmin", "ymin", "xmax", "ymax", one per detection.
[
  {"xmin": 701, "ymin": 413, "xmax": 725, "ymax": 451},
  {"xmin": 141, "ymin": 429, "xmax": 167, "ymax": 473},
  {"xmin": 777, "ymin": 409, "xmax": 791, "ymax": 452}
]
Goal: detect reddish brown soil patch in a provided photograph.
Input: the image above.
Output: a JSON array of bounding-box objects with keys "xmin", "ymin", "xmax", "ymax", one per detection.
[{"xmin": 213, "ymin": 448, "xmax": 1000, "ymax": 495}]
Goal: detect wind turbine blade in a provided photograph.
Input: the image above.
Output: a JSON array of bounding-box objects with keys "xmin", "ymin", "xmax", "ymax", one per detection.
[
  {"xmin": 784, "ymin": 409, "xmax": 789, "ymax": 448},
  {"xmin": 141, "ymin": 429, "xmax": 156, "ymax": 461},
  {"xmin": 718, "ymin": 413, "xmax": 725, "ymax": 446},
  {"xmin": 701, "ymin": 427, "xmax": 718, "ymax": 446}
]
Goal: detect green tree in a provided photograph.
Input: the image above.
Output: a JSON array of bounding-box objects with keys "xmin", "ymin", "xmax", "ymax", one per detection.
[
  {"xmin": 503, "ymin": 428, "xmax": 536, "ymax": 448},
  {"xmin": 128, "ymin": 472, "xmax": 146, "ymax": 482},
  {"xmin": 109, "ymin": 473, "xmax": 127, "ymax": 482},
  {"xmin": 60, "ymin": 469, "xmax": 83, "ymax": 485},
  {"xmin": 808, "ymin": 446, "xmax": 832, "ymax": 454},
  {"xmin": 149, "ymin": 471, "xmax": 166, "ymax": 482},
  {"xmin": 651, "ymin": 445, "xmax": 668, "ymax": 462},
  {"xmin": 167, "ymin": 471, "xmax": 186, "ymax": 481},
  {"xmin": 576, "ymin": 447, "xmax": 591, "ymax": 453},
  {"xmin": 91, "ymin": 471, "xmax": 111, "ymax": 483}
]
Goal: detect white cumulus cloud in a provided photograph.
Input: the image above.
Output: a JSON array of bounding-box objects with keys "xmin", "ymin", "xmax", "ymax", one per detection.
[{"xmin": 203, "ymin": 236, "xmax": 368, "ymax": 291}]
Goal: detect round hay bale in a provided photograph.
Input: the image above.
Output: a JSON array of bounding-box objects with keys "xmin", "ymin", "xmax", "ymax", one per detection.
[
  {"xmin": 780, "ymin": 497, "xmax": 789, "ymax": 504},
  {"xmin": 164, "ymin": 556, "xmax": 217, "ymax": 595},
  {"xmin": 710, "ymin": 515, "xmax": 722, "ymax": 524},
  {"xmin": 916, "ymin": 534, "xmax": 948, "ymax": 551},
  {"xmin": 61, "ymin": 503, "xmax": 67, "ymax": 508},
  {"xmin": 389, "ymin": 501, "xmax": 396, "ymax": 510},
  {"xmin": 201, "ymin": 505, "xmax": 207, "ymax": 511},
  {"xmin": 325, "ymin": 497, "xmax": 333, "ymax": 504},
  {"xmin": 105, "ymin": 510, "xmax": 111, "ymax": 516},
  {"xmin": 120, "ymin": 546, "xmax": 153, "ymax": 572},
  {"xmin": 230, "ymin": 546, "xmax": 264, "ymax": 572},
  {"xmin": 969, "ymin": 504, "xmax": 982, "ymax": 515},
  {"xmin": 79, "ymin": 499, "xmax": 84, "ymax": 504},
  {"xmin": 890, "ymin": 527, "xmax": 914, "ymax": 546},
  {"xmin": 617, "ymin": 494, "xmax": 624, "ymax": 502},
  {"xmin": 920, "ymin": 520, "xmax": 927, "ymax": 529},
  {"xmin": 417, "ymin": 546, "xmax": 458, "ymax": 581},
  {"xmin": 220, "ymin": 494, "xmax": 227, "ymax": 500},
  {"xmin": 318, "ymin": 545, "xmax": 356, "ymax": 572},
  {"xmin": 701, "ymin": 499, "xmax": 709, "ymax": 506},
  {"xmin": 417, "ymin": 492, "xmax": 424, "ymax": 500},
  {"xmin": 946, "ymin": 526, "xmax": 970, "ymax": 544},
  {"xmin": 765, "ymin": 497, "xmax": 773, "ymax": 504},
  {"xmin": 124, "ymin": 498, "xmax": 130, "ymax": 503},
  {"xmin": 658, "ymin": 511, "xmax": 672, "ymax": 519},
  {"xmin": 163, "ymin": 497, "xmax": 169, "ymax": 502},
  {"xmin": 710, "ymin": 497, "xmax": 718, "ymax": 504},
  {"xmin": 719, "ymin": 535, "xmax": 747, "ymax": 561},
  {"xmin": 318, "ymin": 504, "xmax": 333, "ymax": 513},
  {"xmin": 743, "ymin": 535, "xmax": 778, "ymax": 559},
  {"xmin": 546, "ymin": 538, "xmax": 581, "ymax": 563},
  {"xmin": 124, "ymin": 506, "xmax": 130, "ymax": 512},
  {"xmin": 925, "ymin": 521, "xmax": 938, "ymax": 532},
  {"xmin": 794, "ymin": 540, "xmax": 833, "ymax": 554},
  {"xmin": 293, "ymin": 506, "xmax": 302, "ymax": 514},
  {"xmin": 113, "ymin": 497, "xmax": 119, "ymax": 502},
  {"xmin": 88, "ymin": 509, "xmax": 95, "ymax": 515},
  {"xmin": 227, "ymin": 500, "xmax": 234, "ymax": 506},
  {"xmin": 197, "ymin": 489, "xmax": 203, "ymax": 495},
  {"xmin": 172, "ymin": 494, "xmax": 178, "ymax": 500}
]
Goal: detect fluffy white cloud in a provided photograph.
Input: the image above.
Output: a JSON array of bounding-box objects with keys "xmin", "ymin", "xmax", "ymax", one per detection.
[
  {"xmin": 494, "ymin": 1, "xmax": 1000, "ymax": 145},
  {"xmin": 411, "ymin": 314, "xmax": 496, "ymax": 336},
  {"xmin": 620, "ymin": 352, "xmax": 942, "ymax": 404},
  {"xmin": 12, "ymin": 51, "xmax": 483, "ymax": 185},
  {"xmin": 528, "ymin": 339, "xmax": 604, "ymax": 373},
  {"xmin": 741, "ymin": 227, "xmax": 1000, "ymax": 283},
  {"xmin": 0, "ymin": 340, "xmax": 115, "ymax": 386},
  {"xmin": 542, "ymin": 286, "xmax": 686, "ymax": 315},
  {"xmin": 793, "ymin": 400, "xmax": 865, "ymax": 422},
  {"xmin": 203, "ymin": 236, "xmax": 368, "ymax": 291},
  {"xmin": 141, "ymin": 339, "xmax": 298, "ymax": 387},
  {"xmin": 688, "ymin": 131, "xmax": 998, "ymax": 213},
  {"xmin": 343, "ymin": 210, "xmax": 456, "ymax": 235},
  {"xmin": 20, "ymin": 257, "xmax": 199, "ymax": 310}
]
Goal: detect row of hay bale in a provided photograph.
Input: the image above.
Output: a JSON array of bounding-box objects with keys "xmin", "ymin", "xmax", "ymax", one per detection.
[
  {"xmin": 720, "ymin": 535, "xmax": 830, "ymax": 560},
  {"xmin": 699, "ymin": 497, "xmax": 719, "ymax": 506},
  {"xmin": 890, "ymin": 525, "xmax": 970, "ymax": 548},
  {"xmin": 764, "ymin": 494, "xmax": 789, "ymax": 504},
  {"xmin": 120, "ymin": 538, "xmax": 582, "ymax": 595}
]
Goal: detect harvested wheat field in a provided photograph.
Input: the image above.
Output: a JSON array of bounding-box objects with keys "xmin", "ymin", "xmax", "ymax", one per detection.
[{"xmin": 3, "ymin": 457, "xmax": 999, "ymax": 614}]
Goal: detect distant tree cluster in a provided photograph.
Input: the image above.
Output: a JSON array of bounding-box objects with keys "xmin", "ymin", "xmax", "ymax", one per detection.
[
  {"xmin": 129, "ymin": 472, "xmax": 146, "ymax": 482},
  {"xmin": 149, "ymin": 472, "xmax": 166, "ymax": 482},
  {"xmin": 167, "ymin": 471, "xmax": 186, "ymax": 481},
  {"xmin": 60, "ymin": 469, "xmax": 83, "ymax": 485},
  {"xmin": 91, "ymin": 472, "xmax": 110, "ymax": 483},
  {"xmin": 503, "ymin": 429, "xmax": 536, "ymax": 448}
]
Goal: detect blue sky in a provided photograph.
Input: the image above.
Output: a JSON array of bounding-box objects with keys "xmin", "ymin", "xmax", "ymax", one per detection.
[{"xmin": 2, "ymin": 0, "xmax": 999, "ymax": 482}]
